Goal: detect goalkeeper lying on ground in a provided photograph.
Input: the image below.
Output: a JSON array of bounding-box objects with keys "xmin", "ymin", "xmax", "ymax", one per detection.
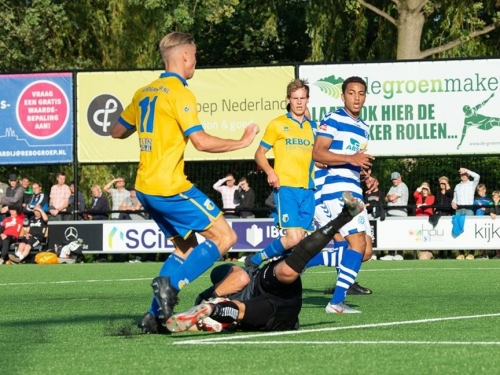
[{"xmin": 162, "ymin": 191, "xmax": 364, "ymax": 333}]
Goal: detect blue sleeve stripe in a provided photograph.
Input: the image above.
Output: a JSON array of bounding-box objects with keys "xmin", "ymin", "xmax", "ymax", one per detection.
[
  {"xmin": 324, "ymin": 175, "xmax": 360, "ymax": 187},
  {"xmin": 329, "ymin": 140, "xmax": 343, "ymax": 150},
  {"xmin": 185, "ymin": 124, "xmax": 203, "ymax": 136},
  {"xmin": 260, "ymin": 140, "xmax": 272, "ymax": 149},
  {"xmin": 118, "ymin": 117, "xmax": 135, "ymax": 130},
  {"xmin": 335, "ymin": 122, "xmax": 367, "ymax": 138},
  {"xmin": 316, "ymin": 132, "xmax": 334, "ymax": 139}
]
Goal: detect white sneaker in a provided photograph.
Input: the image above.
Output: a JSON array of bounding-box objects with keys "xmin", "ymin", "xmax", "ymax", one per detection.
[
  {"xmin": 393, "ymin": 254, "xmax": 404, "ymax": 261},
  {"xmin": 379, "ymin": 255, "xmax": 394, "ymax": 261},
  {"xmin": 370, "ymin": 254, "xmax": 377, "ymax": 261},
  {"xmin": 325, "ymin": 302, "xmax": 361, "ymax": 314},
  {"xmin": 237, "ymin": 256, "xmax": 247, "ymax": 262}
]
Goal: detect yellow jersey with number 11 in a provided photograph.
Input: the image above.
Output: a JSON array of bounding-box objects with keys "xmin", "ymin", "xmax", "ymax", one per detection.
[{"xmin": 118, "ymin": 72, "xmax": 203, "ymax": 196}]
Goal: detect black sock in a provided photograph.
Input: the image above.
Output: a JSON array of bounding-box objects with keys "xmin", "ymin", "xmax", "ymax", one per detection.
[
  {"xmin": 210, "ymin": 301, "xmax": 239, "ymax": 324},
  {"xmin": 285, "ymin": 213, "xmax": 351, "ymax": 273}
]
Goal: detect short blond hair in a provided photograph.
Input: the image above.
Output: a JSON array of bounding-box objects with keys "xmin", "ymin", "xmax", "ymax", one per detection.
[
  {"xmin": 287, "ymin": 79, "xmax": 309, "ymax": 99},
  {"xmin": 159, "ymin": 32, "xmax": 195, "ymax": 63}
]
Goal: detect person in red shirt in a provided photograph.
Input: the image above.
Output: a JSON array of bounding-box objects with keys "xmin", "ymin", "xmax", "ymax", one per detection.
[
  {"xmin": 414, "ymin": 182, "xmax": 436, "ymax": 217},
  {"xmin": 0, "ymin": 206, "xmax": 24, "ymax": 265}
]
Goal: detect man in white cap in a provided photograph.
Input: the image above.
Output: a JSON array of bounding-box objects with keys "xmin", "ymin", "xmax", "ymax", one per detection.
[{"xmin": 381, "ymin": 172, "xmax": 409, "ymax": 260}]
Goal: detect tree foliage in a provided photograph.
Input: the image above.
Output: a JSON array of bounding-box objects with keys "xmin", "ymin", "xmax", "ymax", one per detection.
[{"xmin": 305, "ymin": 0, "xmax": 500, "ymax": 61}]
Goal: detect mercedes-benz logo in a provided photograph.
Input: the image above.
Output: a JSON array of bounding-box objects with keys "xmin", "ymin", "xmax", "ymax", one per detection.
[{"xmin": 64, "ymin": 227, "xmax": 79, "ymax": 241}]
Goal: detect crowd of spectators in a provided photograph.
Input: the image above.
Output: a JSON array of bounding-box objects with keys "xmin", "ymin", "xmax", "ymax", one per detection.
[{"xmin": 1, "ymin": 167, "xmax": 498, "ymax": 264}]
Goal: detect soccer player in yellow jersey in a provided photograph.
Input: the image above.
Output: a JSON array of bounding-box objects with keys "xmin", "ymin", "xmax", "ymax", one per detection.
[
  {"xmin": 110, "ymin": 32, "xmax": 259, "ymax": 333},
  {"xmin": 247, "ymin": 79, "xmax": 316, "ymax": 267}
]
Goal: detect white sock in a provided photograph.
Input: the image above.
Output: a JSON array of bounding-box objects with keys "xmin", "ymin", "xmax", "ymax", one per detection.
[
  {"xmin": 15, "ymin": 251, "xmax": 22, "ymax": 258},
  {"xmin": 18, "ymin": 254, "xmax": 25, "ymax": 261}
]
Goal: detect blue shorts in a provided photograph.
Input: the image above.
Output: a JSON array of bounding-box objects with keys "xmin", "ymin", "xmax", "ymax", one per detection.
[
  {"xmin": 136, "ymin": 186, "xmax": 222, "ymax": 240},
  {"xmin": 274, "ymin": 187, "xmax": 315, "ymax": 232}
]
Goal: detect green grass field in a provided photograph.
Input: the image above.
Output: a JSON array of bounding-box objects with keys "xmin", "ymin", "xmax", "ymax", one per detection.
[{"xmin": 1, "ymin": 259, "xmax": 499, "ymax": 375}]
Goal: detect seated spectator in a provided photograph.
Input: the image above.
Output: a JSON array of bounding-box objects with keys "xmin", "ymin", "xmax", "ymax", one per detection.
[
  {"xmin": 119, "ymin": 186, "xmax": 146, "ymax": 220},
  {"xmin": 0, "ymin": 206, "xmax": 24, "ymax": 265},
  {"xmin": 25, "ymin": 182, "xmax": 49, "ymax": 214},
  {"xmin": 88, "ymin": 185, "xmax": 110, "ymax": 220},
  {"xmin": 435, "ymin": 176, "xmax": 454, "ymax": 216},
  {"xmin": 414, "ymin": 182, "xmax": 435, "ymax": 217},
  {"xmin": 474, "ymin": 184, "xmax": 492, "ymax": 216},
  {"xmin": 68, "ymin": 181, "xmax": 86, "ymax": 220},
  {"xmin": 9, "ymin": 205, "xmax": 48, "ymax": 264},
  {"xmin": 234, "ymin": 177, "xmax": 255, "ymax": 219},
  {"xmin": 0, "ymin": 174, "xmax": 24, "ymax": 217}
]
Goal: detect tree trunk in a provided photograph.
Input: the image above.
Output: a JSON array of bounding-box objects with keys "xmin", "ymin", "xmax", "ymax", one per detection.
[{"xmin": 396, "ymin": 5, "xmax": 426, "ymax": 59}]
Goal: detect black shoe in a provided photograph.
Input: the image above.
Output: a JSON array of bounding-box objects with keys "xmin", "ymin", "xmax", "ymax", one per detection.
[
  {"xmin": 347, "ymin": 282, "xmax": 373, "ymax": 295},
  {"xmin": 151, "ymin": 276, "xmax": 179, "ymax": 321},
  {"xmin": 137, "ymin": 312, "xmax": 169, "ymax": 334}
]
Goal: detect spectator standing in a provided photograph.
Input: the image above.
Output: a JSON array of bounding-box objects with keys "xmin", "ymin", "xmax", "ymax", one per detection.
[
  {"xmin": 119, "ymin": 186, "xmax": 146, "ymax": 220},
  {"xmin": 48, "ymin": 172, "xmax": 71, "ymax": 221},
  {"xmin": 68, "ymin": 181, "xmax": 86, "ymax": 220},
  {"xmin": 452, "ymin": 167, "xmax": 480, "ymax": 260},
  {"xmin": 364, "ymin": 176, "xmax": 385, "ymax": 220},
  {"xmin": 0, "ymin": 206, "xmax": 24, "ymax": 265},
  {"xmin": 213, "ymin": 173, "xmax": 239, "ymax": 218},
  {"xmin": 103, "ymin": 177, "xmax": 130, "ymax": 219},
  {"xmin": 0, "ymin": 174, "xmax": 24, "ymax": 216},
  {"xmin": 20, "ymin": 176, "xmax": 33, "ymax": 211},
  {"xmin": 9, "ymin": 205, "xmax": 48, "ymax": 264},
  {"xmin": 89, "ymin": 185, "xmax": 110, "ymax": 220},
  {"xmin": 435, "ymin": 176, "xmax": 454, "ymax": 216},
  {"xmin": 474, "ymin": 183, "xmax": 492, "ymax": 260},
  {"xmin": 234, "ymin": 177, "xmax": 255, "ymax": 219},
  {"xmin": 414, "ymin": 182, "xmax": 435, "ymax": 217},
  {"xmin": 25, "ymin": 182, "xmax": 49, "ymax": 214},
  {"xmin": 381, "ymin": 172, "xmax": 409, "ymax": 260},
  {"xmin": 0, "ymin": 179, "xmax": 7, "ymax": 200},
  {"xmin": 233, "ymin": 177, "xmax": 256, "ymax": 262},
  {"xmin": 473, "ymin": 184, "xmax": 491, "ymax": 216},
  {"xmin": 385, "ymin": 172, "xmax": 409, "ymax": 217},
  {"xmin": 485, "ymin": 190, "xmax": 500, "ymax": 259}
]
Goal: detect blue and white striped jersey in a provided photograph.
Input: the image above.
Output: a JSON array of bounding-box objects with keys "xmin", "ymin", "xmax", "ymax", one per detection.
[{"xmin": 314, "ymin": 108, "xmax": 370, "ymax": 205}]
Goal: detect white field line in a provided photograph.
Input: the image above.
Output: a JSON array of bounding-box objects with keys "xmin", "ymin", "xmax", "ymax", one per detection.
[
  {"xmin": 309, "ymin": 267, "xmax": 500, "ymax": 274},
  {"xmin": 1, "ymin": 267, "xmax": 499, "ymax": 287},
  {"xmin": 173, "ymin": 313, "xmax": 500, "ymax": 345},
  {"xmin": 176, "ymin": 340, "xmax": 500, "ymax": 346}
]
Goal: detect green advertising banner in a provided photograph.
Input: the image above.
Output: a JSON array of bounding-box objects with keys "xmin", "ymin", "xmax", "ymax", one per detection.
[{"xmin": 300, "ymin": 59, "xmax": 500, "ymax": 156}]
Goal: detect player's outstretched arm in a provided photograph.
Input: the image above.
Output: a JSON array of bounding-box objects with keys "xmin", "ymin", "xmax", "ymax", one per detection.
[{"xmin": 189, "ymin": 123, "xmax": 259, "ymax": 153}]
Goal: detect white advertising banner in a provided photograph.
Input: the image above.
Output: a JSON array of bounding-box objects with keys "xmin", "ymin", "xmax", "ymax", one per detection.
[
  {"xmin": 299, "ymin": 59, "xmax": 500, "ymax": 156},
  {"xmin": 376, "ymin": 216, "xmax": 499, "ymax": 250}
]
